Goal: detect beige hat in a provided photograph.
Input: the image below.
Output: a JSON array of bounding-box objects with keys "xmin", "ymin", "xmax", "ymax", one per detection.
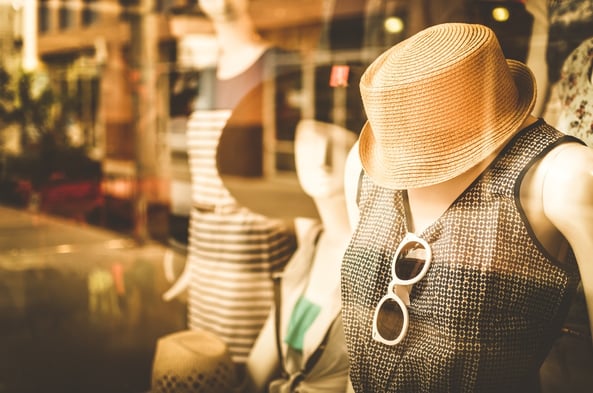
[
  {"xmin": 151, "ymin": 329, "xmax": 240, "ymax": 393},
  {"xmin": 359, "ymin": 23, "xmax": 536, "ymax": 189}
]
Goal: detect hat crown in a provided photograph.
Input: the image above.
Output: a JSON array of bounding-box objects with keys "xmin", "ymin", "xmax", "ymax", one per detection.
[{"xmin": 366, "ymin": 23, "xmax": 497, "ymax": 85}]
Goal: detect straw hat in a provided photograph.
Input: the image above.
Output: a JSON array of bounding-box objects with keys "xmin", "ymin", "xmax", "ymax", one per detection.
[
  {"xmin": 151, "ymin": 329, "xmax": 240, "ymax": 393},
  {"xmin": 359, "ymin": 23, "xmax": 536, "ymax": 189}
]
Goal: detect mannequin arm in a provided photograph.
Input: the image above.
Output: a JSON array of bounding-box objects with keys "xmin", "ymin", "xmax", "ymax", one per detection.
[
  {"xmin": 163, "ymin": 248, "xmax": 178, "ymax": 282},
  {"xmin": 244, "ymin": 312, "xmax": 280, "ymax": 393},
  {"xmin": 542, "ymin": 142, "xmax": 593, "ymax": 342},
  {"xmin": 162, "ymin": 262, "xmax": 191, "ymax": 301}
]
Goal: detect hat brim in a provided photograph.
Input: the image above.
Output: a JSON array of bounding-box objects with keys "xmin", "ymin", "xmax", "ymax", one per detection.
[{"xmin": 359, "ymin": 59, "xmax": 536, "ymax": 189}]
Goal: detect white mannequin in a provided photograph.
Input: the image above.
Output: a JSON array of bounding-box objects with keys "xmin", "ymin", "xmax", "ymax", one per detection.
[
  {"xmin": 199, "ymin": 0, "xmax": 270, "ymax": 80},
  {"xmin": 245, "ymin": 119, "xmax": 356, "ymax": 393},
  {"xmin": 344, "ymin": 114, "xmax": 593, "ymax": 345},
  {"xmin": 163, "ymin": 0, "xmax": 270, "ymax": 302},
  {"xmin": 163, "ymin": 0, "xmax": 297, "ymax": 365},
  {"xmin": 293, "ymin": 120, "xmax": 354, "ymax": 300},
  {"xmin": 342, "ymin": 20, "xmax": 593, "ymax": 391}
]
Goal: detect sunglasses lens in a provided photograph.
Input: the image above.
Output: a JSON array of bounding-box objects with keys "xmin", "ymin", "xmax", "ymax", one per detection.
[
  {"xmin": 395, "ymin": 241, "xmax": 427, "ymax": 281},
  {"xmin": 376, "ymin": 297, "xmax": 405, "ymax": 342}
]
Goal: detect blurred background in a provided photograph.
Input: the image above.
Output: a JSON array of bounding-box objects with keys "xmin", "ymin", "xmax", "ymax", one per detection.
[
  {"xmin": 0, "ymin": 1, "xmax": 591, "ymax": 392},
  {"xmin": 0, "ymin": 0, "xmax": 545, "ymax": 241}
]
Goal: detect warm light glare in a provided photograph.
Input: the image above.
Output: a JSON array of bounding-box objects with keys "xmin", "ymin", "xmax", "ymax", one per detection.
[
  {"xmin": 384, "ymin": 17, "xmax": 404, "ymax": 34},
  {"xmin": 492, "ymin": 7, "xmax": 510, "ymax": 22},
  {"xmin": 11, "ymin": 0, "xmax": 22, "ymax": 11},
  {"xmin": 56, "ymin": 244, "xmax": 73, "ymax": 254}
]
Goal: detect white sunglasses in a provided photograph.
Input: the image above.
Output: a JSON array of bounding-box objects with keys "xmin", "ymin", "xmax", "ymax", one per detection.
[{"xmin": 372, "ymin": 232, "xmax": 432, "ymax": 345}]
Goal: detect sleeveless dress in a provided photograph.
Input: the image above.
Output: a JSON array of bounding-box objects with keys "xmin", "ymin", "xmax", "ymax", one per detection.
[
  {"xmin": 185, "ymin": 48, "xmax": 297, "ymax": 363},
  {"xmin": 341, "ymin": 120, "xmax": 583, "ymax": 392}
]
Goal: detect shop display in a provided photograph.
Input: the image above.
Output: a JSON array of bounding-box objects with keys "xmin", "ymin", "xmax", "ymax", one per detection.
[
  {"xmin": 341, "ymin": 22, "xmax": 593, "ymax": 392},
  {"xmin": 3, "ymin": 1, "xmax": 593, "ymax": 392}
]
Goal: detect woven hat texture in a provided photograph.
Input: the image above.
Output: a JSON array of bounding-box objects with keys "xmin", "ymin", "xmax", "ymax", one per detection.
[
  {"xmin": 151, "ymin": 329, "xmax": 239, "ymax": 393},
  {"xmin": 359, "ymin": 23, "xmax": 536, "ymax": 189}
]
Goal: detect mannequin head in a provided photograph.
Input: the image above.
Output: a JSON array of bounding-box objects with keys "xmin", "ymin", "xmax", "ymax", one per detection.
[
  {"xmin": 199, "ymin": 0, "xmax": 249, "ymax": 22},
  {"xmin": 295, "ymin": 120, "xmax": 357, "ymax": 200}
]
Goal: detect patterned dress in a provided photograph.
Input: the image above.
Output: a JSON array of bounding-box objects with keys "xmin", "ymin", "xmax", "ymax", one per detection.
[
  {"xmin": 185, "ymin": 48, "xmax": 297, "ymax": 363},
  {"xmin": 546, "ymin": 0, "xmax": 593, "ymax": 85},
  {"xmin": 555, "ymin": 36, "xmax": 593, "ymax": 146},
  {"xmin": 341, "ymin": 120, "xmax": 583, "ymax": 392}
]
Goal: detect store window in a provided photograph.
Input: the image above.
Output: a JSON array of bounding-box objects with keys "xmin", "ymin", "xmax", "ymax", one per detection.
[
  {"xmin": 82, "ymin": 0, "xmax": 99, "ymax": 26},
  {"xmin": 38, "ymin": 0, "xmax": 51, "ymax": 33},
  {"xmin": 58, "ymin": 0, "xmax": 73, "ymax": 30},
  {"xmin": 1, "ymin": 2, "xmax": 592, "ymax": 393}
]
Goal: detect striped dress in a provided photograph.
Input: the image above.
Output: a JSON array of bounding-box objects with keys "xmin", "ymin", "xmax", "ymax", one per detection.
[{"xmin": 185, "ymin": 49, "xmax": 297, "ymax": 363}]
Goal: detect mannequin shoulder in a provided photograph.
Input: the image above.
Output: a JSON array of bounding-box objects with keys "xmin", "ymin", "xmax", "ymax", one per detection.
[
  {"xmin": 541, "ymin": 142, "xmax": 593, "ymax": 228},
  {"xmin": 542, "ymin": 142, "xmax": 593, "ymax": 319}
]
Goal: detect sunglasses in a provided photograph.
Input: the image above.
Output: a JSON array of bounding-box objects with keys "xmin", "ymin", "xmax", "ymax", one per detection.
[{"xmin": 372, "ymin": 232, "xmax": 432, "ymax": 345}]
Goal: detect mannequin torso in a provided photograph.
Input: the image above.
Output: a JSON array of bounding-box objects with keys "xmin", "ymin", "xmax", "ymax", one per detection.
[
  {"xmin": 246, "ymin": 120, "xmax": 356, "ymax": 393},
  {"xmin": 217, "ymin": 42, "xmax": 269, "ymax": 80},
  {"xmin": 163, "ymin": 0, "xmax": 297, "ymax": 365},
  {"xmin": 343, "ymin": 118, "xmax": 588, "ymax": 392},
  {"xmin": 303, "ymin": 212, "xmax": 351, "ymax": 304},
  {"xmin": 344, "ymin": 114, "xmax": 593, "ymax": 353},
  {"xmin": 403, "ymin": 116, "xmax": 569, "ymax": 260}
]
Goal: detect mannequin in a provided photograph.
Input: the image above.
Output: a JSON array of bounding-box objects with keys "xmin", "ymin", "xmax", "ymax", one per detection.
[
  {"xmin": 163, "ymin": 0, "xmax": 297, "ymax": 365},
  {"xmin": 245, "ymin": 120, "xmax": 356, "ymax": 393},
  {"xmin": 341, "ymin": 23, "xmax": 593, "ymax": 392},
  {"xmin": 197, "ymin": 0, "xmax": 270, "ymax": 81}
]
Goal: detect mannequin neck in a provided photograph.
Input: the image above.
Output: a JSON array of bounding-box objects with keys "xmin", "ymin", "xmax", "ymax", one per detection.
[
  {"xmin": 406, "ymin": 115, "xmax": 539, "ymax": 234},
  {"xmin": 313, "ymin": 193, "xmax": 351, "ymax": 240},
  {"xmin": 212, "ymin": 15, "xmax": 270, "ymax": 79},
  {"xmin": 304, "ymin": 193, "xmax": 351, "ymax": 303}
]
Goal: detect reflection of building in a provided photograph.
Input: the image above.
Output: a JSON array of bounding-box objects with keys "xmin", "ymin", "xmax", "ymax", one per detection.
[
  {"xmin": 0, "ymin": 3, "xmax": 20, "ymax": 68},
  {"xmin": 27, "ymin": 0, "xmax": 326, "ymax": 240},
  {"xmin": 33, "ymin": 0, "xmax": 200, "ymax": 239},
  {"xmin": 37, "ymin": 0, "xmax": 180, "ymax": 213}
]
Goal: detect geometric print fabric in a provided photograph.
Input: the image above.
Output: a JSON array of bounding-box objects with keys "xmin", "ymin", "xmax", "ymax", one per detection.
[{"xmin": 341, "ymin": 120, "xmax": 582, "ymax": 392}]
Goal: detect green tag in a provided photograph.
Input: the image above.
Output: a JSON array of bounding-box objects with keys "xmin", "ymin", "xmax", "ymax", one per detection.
[{"xmin": 284, "ymin": 296, "xmax": 321, "ymax": 352}]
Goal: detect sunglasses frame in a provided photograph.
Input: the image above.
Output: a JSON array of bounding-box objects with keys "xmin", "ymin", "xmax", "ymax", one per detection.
[{"xmin": 372, "ymin": 233, "xmax": 432, "ymax": 346}]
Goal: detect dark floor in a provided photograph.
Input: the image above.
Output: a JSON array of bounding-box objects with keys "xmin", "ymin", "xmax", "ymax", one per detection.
[
  {"xmin": 0, "ymin": 204, "xmax": 592, "ymax": 393},
  {"xmin": 0, "ymin": 205, "xmax": 187, "ymax": 393}
]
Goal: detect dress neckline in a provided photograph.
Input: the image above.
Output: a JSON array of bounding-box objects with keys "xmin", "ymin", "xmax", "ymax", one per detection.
[{"xmin": 399, "ymin": 119, "xmax": 544, "ymax": 238}]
